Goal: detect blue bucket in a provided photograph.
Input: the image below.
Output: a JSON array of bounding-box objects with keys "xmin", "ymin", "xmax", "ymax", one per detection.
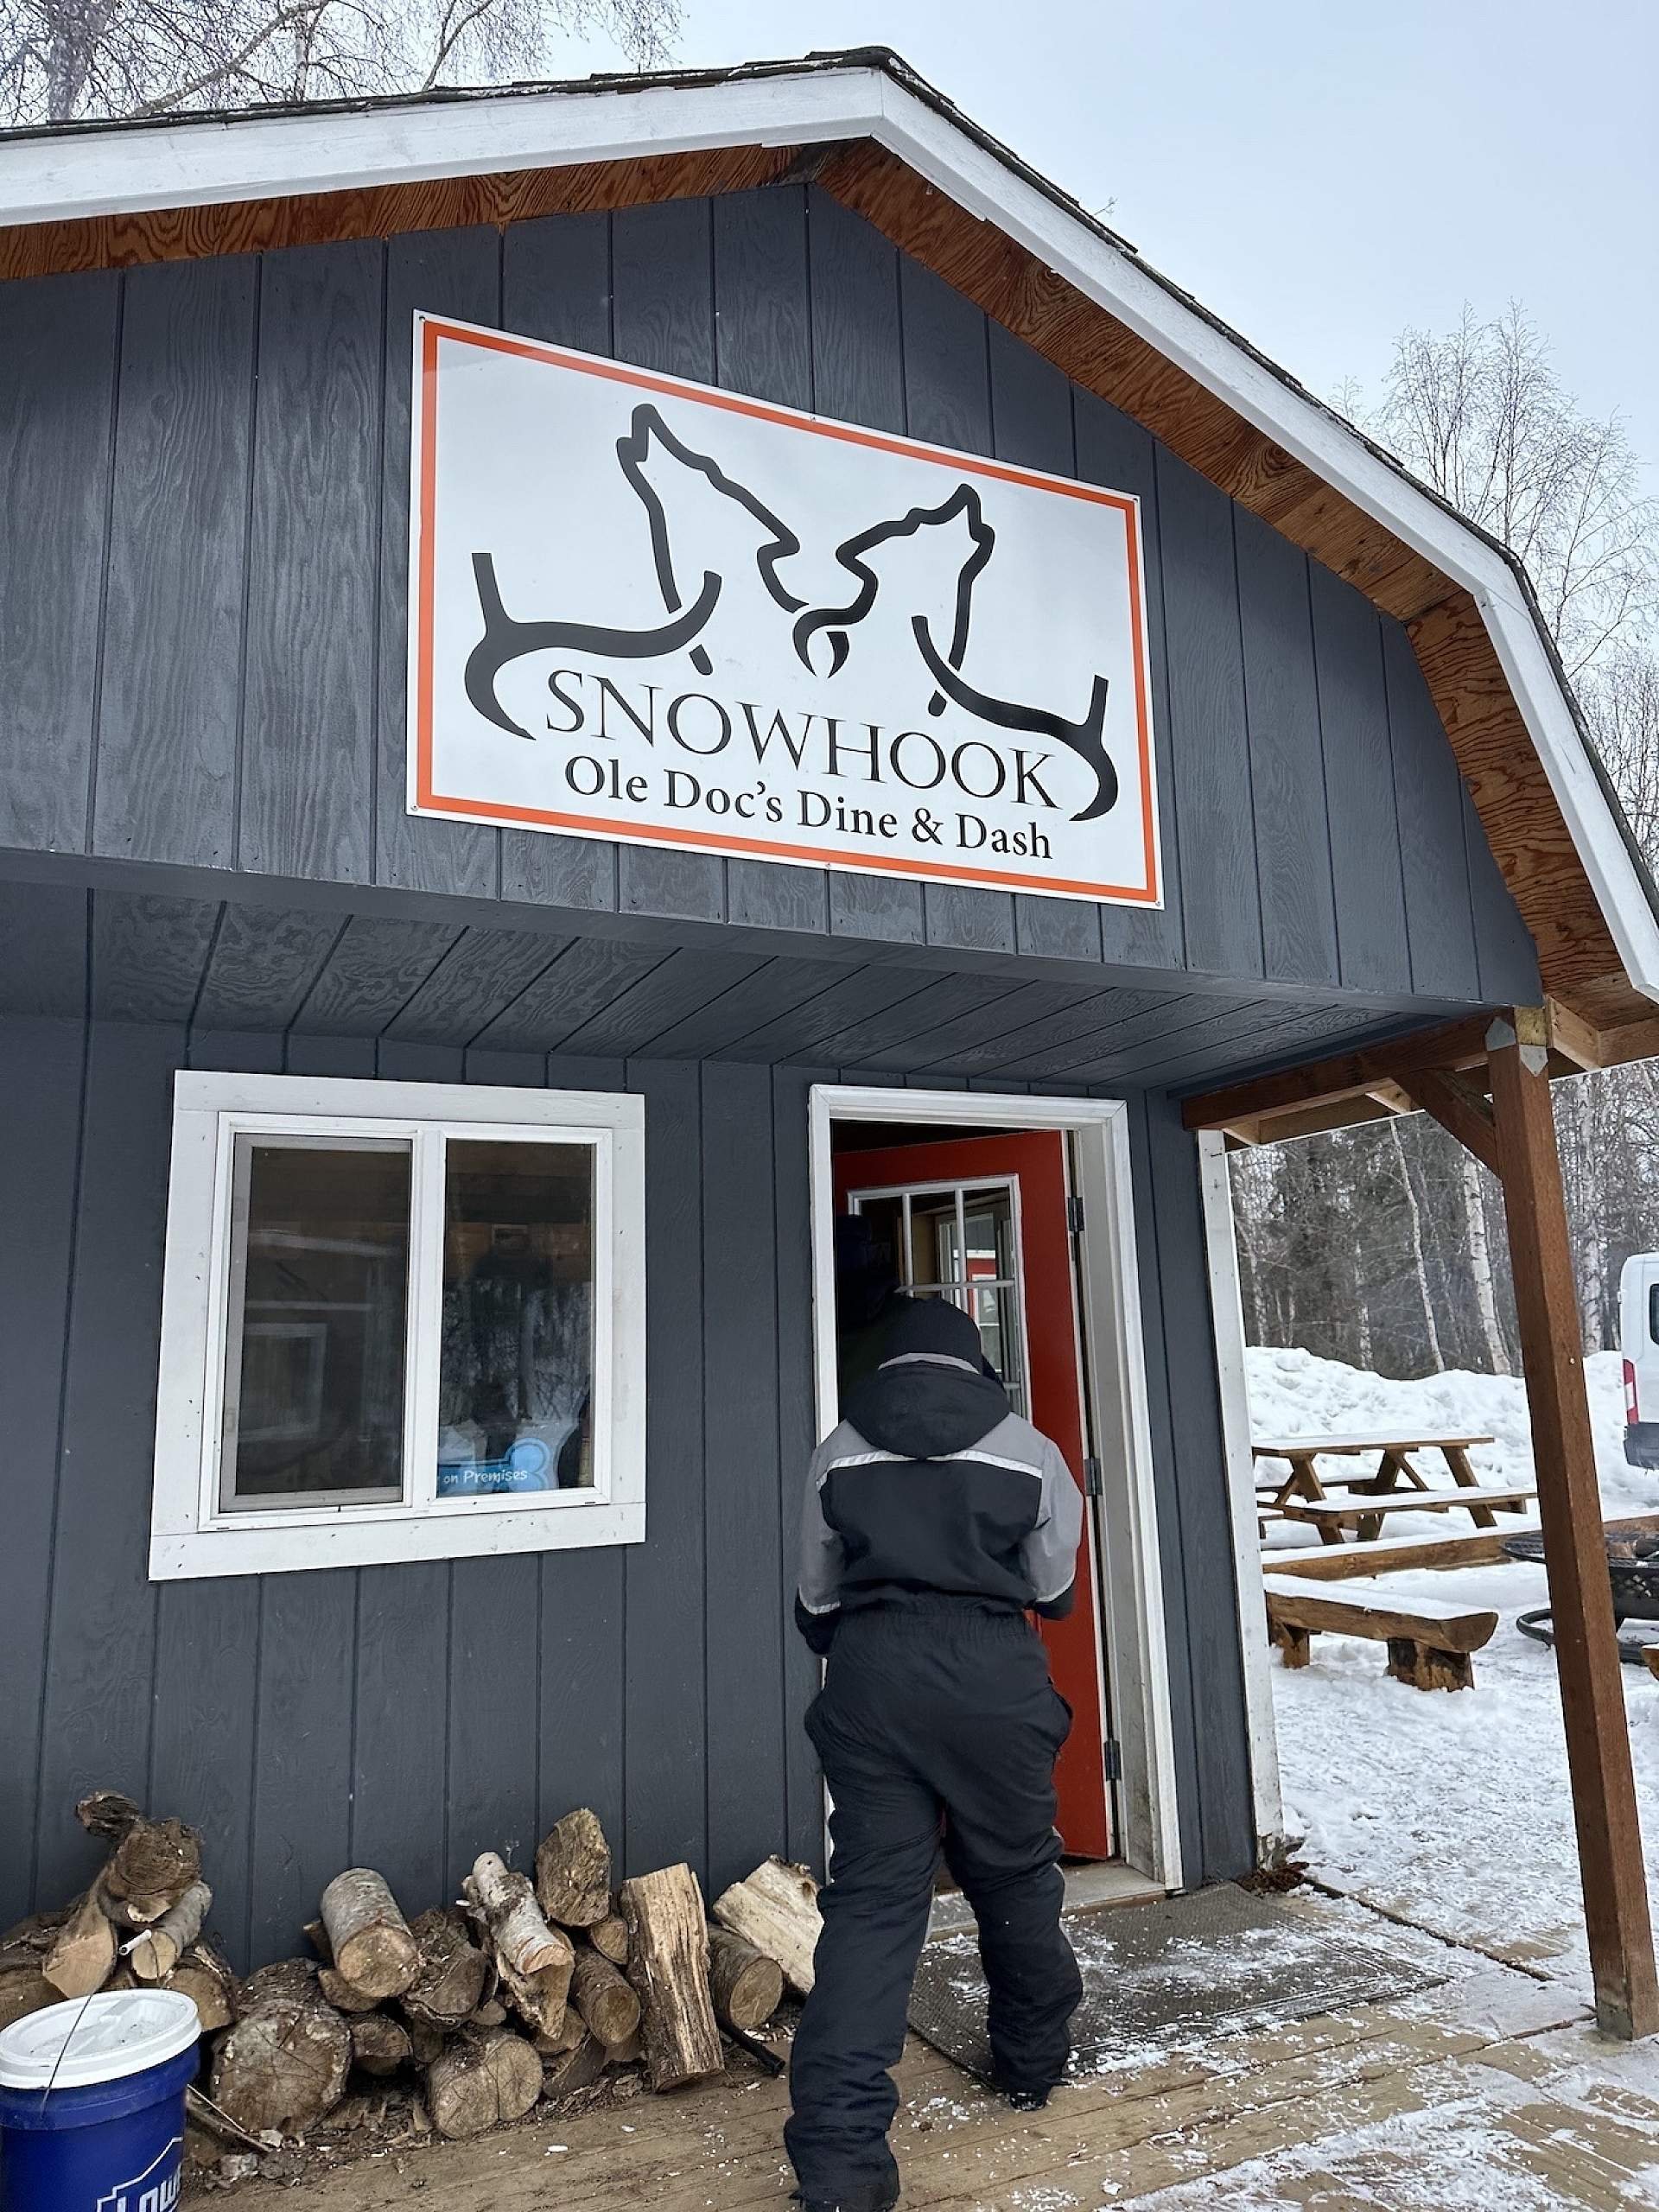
[{"xmin": 0, "ymin": 1989, "xmax": 200, "ymax": 2211}]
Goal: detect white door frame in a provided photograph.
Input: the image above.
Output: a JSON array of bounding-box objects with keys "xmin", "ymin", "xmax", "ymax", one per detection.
[
  {"xmin": 1196, "ymin": 1130, "xmax": 1285, "ymax": 1856},
  {"xmin": 808, "ymin": 1084, "xmax": 1183, "ymax": 1891}
]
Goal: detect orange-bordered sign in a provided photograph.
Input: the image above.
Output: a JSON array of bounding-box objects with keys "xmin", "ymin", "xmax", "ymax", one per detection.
[{"xmin": 410, "ymin": 314, "xmax": 1162, "ymax": 908}]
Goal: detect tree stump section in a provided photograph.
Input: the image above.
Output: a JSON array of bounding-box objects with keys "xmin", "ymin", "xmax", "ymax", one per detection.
[
  {"xmin": 536, "ymin": 1809, "xmax": 613, "ymax": 1929},
  {"xmin": 127, "ymin": 1882, "xmax": 212, "ymax": 1983},
  {"xmin": 424, "ymin": 2028, "xmax": 541, "ymax": 2139},
  {"xmin": 400, "ymin": 1910, "xmax": 490, "ymax": 2031},
  {"xmin": 707, "ymin": 1927, "xmax": 784, "ymax": 2033},
  {"xmin": 569, "ymin": 1946, "xmax": 642, "ymax": 2051},
  {"xmin": 712, "ymin": 1859, "xmax": 823, "ymax": 1997},
  {"xmin": 320, "ymin": 1870, "xmax": 419, "ymax": 2002},
  {"xmin": 619, "ymin": 1866, "xmax": 723, "ymax": 2092},
  {"xmin": 209, "ymin": 1962, "xmax": 351, "ymax": 2135},
  {"xmin": 1386, "ymin": 1637, "xmax": 1476, "ymax": 1691}
]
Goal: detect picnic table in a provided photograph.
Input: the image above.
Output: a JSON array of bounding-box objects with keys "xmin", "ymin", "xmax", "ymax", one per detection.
[{"xmin": 1252, "ymin": 1431, "xmax": 1533, "ymax": 1545}]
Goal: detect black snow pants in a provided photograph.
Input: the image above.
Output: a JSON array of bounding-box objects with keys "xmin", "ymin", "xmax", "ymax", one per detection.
[{"xmin": 785, "ymin": 1604, "xmax": 1084, "ymax": 2207}]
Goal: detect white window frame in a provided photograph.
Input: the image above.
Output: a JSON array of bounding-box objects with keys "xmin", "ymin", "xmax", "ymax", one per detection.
[{"xmin": 150, "ymin": 1071, "xmax": 646, "ymax": 1580}]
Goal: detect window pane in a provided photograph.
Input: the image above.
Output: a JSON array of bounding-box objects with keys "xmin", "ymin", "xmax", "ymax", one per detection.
[
  {"xmin": 438, "ymin": 1141, "xmax": 595, "ymax": 1497},
  {"xmin": 223, "ymin": 1139, "xmax": 410, "ymax": 1508}
]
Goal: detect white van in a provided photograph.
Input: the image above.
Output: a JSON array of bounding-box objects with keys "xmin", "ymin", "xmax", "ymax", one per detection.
[{"xmin": 1618, "ymin": 1253, "xmax": 1659, "ymax": 1467}]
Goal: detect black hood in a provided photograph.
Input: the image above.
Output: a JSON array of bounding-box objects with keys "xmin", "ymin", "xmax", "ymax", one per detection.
[{"xmin": 842, "ymin": 1296, "xmax": 1010, "ymax": 1459}]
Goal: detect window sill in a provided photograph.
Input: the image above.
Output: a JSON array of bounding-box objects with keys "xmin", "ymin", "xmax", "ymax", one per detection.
[{"xmin": 148, "ymin": 1495, "xmax": 646, "ymax": 1581}]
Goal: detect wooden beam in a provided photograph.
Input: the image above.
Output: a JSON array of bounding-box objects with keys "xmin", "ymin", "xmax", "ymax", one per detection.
[
  {"xmin": 1488, "ymin": 1017, "xmax": 1659, "ymax": 2040},
  {"xmin": 1395, "ymin": 1068, "xmax": 1502, "ymax": 1179},
  {"xmin": 1180, "ymin": 1018, "xmax": 1491, "ymax": 1135},
  {"xmin": 1545, "ymin": 995, "xmax": 1608, "ymax": 1070}
]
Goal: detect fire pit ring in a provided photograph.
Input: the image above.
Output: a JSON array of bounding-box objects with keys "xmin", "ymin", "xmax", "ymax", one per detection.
[{"xmin": 1503, "ymin": 1521, "xmax": 1659, "ymax": 1664}]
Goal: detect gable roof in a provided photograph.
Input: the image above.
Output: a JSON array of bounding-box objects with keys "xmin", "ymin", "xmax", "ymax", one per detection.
[{"xmin": 3, "ymin": 48, "xmax": 1655, "ymax": 1051}]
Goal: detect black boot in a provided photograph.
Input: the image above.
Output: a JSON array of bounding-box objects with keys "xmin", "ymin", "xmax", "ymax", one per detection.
[{"xmin": 792, "ymin": 2182, "xmax": 900, "ymax": 2212}]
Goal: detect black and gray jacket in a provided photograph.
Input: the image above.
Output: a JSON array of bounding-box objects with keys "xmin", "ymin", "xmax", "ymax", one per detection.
[{"xmin": 795, "ymin": 1335, "xmax": 1085, "ymax": 1656}]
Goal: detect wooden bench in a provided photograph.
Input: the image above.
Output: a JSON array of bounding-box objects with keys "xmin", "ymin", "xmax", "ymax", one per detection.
[
  {"xmin": 1264, "ymin": 1529, "xmax": 1514, "ymax": 1579},
  {"xmin": 1262, "ymin": 1573, "xmax": 1499, "ymax": 1691},
  {"xmin": 1643, "ymin": 1647, "xmax": 1659, "ymax": 1683},
  {"xmin": 1281, "ymin": 1486, "xmax": 1536, "ymax": 1546}
]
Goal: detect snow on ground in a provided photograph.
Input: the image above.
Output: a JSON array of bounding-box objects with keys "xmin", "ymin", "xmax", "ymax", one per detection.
[
  {"xmin": 1125, "ymin": 2033, "xmax": 1659, "ymax": 2209},
  {"xmin": 1246, "ymin": 1346, "xmax": 1659, "ymax": 1973}
]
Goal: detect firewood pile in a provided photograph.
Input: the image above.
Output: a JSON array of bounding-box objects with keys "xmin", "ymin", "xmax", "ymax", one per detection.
[{"xmin": 1, "ymin": 1791, "xmax": 823, "ymax": 2178}]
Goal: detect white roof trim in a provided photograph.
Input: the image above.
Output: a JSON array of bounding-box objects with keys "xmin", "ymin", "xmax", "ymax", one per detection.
[{"xmin": 4, "ymin": 60, "xmax": 1653, "ymax": 1003}]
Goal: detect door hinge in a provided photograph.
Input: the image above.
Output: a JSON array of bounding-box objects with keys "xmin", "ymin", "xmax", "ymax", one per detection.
[
  {"xmin": 1065, "ymin": 1193, "xmax": 1085, "ymax": 1234},
  {"xmin": 1083, "ymin": 1456, "xmax": 1103, "ymax": 1498},
  {"xmin": 1103, "ymin": 1738, "xmax": 1122, "ymax": 1783}
]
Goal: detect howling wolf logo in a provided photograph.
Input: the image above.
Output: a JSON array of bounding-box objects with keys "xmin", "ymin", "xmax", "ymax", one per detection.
[{"xmin": 463, "ymin": 403, "xmax": 1118, "ymax": 823}]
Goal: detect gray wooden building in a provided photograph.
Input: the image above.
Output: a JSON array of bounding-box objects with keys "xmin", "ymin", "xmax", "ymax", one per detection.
[{"xmin": 3, "ymin": 53, "xmax": 1656, "ymax": 2014}]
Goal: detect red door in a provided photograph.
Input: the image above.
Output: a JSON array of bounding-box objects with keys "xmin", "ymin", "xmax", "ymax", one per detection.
[{"xmin": 833, "ymin": 1130, "xmax": 1113, "ymax": 1858}]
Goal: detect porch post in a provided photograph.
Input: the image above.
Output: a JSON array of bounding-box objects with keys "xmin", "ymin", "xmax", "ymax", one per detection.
[{"xmin": 1488, "ymin": 1010, "xmax": 1659, "ymax": 2040}]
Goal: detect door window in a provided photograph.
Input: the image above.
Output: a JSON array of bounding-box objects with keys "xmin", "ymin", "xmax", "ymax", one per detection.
[{"xmin": 850, "ymin": 1178, "xmax": 1029, "ymax": 1415}]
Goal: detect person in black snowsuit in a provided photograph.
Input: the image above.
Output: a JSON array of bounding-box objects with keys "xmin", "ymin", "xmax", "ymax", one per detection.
[{"xmin": 785, "ymin": 1294, "xmax": 1086, "ymax": 2212}]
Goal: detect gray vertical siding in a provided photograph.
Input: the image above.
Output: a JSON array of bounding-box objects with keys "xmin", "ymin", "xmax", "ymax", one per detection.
[
  {"xmin": 0, "ymin": 188, "xmax": 1533, "ymax": 1011},
  {"xmin": 0, "ymin": 1007, "xmax": 1251, "ymax": 1961}
]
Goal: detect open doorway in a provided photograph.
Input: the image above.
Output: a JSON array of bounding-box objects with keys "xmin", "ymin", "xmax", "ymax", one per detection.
[{"xmin": 809, "ymin": 1086, "xmax": 1183, "ymax": 1892}]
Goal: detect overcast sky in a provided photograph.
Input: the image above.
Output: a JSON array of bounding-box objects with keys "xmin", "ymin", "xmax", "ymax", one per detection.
[{"xmin": 559, "ymin": 0, "xmax": 1659, "ymax": 485}]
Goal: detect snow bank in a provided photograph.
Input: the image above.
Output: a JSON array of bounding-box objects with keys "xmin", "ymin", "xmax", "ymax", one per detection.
[{"xmin": 1246, "ymin": 1344, "xmax": 1659, "ymax": 1530}]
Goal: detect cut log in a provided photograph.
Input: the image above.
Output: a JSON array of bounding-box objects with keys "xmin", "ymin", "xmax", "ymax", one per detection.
[
  {"xmin": 605, "ymin": 2026, "xmax": 641, "ymax": 2066},
  {"xmin": 469, "ymin": 1998, "xmax": 507, "ymax": 2029},
  {"xmin": 618, "ymin": 1865, "xmax": 723, "ymax": 2093},
  {"xmin": 588, "ymin": 1911, "xmax": 630, "ymax": 1967},
  {"xmin": 531, "ymin": 2007, "xmax": 586, "ymax": 2057},
  {"xmin": 542, "ymin": 2031, "xmax": 608, "ymax": 2098},
  {"xmin": 535, "ymin": 1809, "xmax": 612, "ymax": 1929},
  {"xmin": 712, "ymin": 1859, "xmax": 823, "ymax": 1997},
  {"xmin": 350, "ymin": 2012, "xmax": 413, "ymax": 2077},
  {"xmin": 317, "ymin": 1967, "xmax": 382, "ymax": 2014},
  {"xmin": 76, "ymin": 1789, "xmax": 143, "ymax": 1840},
  {"xmin": 125, "ymin": 1881, "xmax": 212, "ymax": 1983},
  {"xmin": 706, "ymin": 1927, "xmax": 784, "ymax": 2033},
  {"xmin": 400, "ymin": 1910, "xmax": 490, "ymax": 2031},
  {"xmin": 168, "ymin": 1940, "xmax": 238, "ymax": 2033},
  {"xmin": 466, "ymin": 1853, "xmax": 574, "ymax": 1984},
  {"xmin": 569, "ymin": 1946, "xmax": 641, "ymax": 2050},
  {"xmin": 424, "ymin": 2027, "xmax": 542, "ymax": 2139},
  {"xmin": 406, "ymin": 2022, "xmax": 446, "ymax": 2069},
  {"xmin": 320, "ymin": 1870, "xmax": 419, "ymax": 2002},
  {"xmin": 209, "ymin": 1961, "xmax": 351, "ymax": 2135},
  {"xmin": 494, "ymin": 1955, "xmax": 572, "ymax": 2039},
  {"xmin": 44, "ymin": 1882, "xmax": 118, "ymax": 1999},
  {"xmin": 103, "ymin": 1811, "xmax": 202, "ymax": 1924}
]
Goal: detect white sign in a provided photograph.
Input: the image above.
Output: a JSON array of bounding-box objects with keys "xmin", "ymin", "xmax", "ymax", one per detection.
[{"xmin": 409, "ymin": 315, "xmax": 1161, "ymax": 906}]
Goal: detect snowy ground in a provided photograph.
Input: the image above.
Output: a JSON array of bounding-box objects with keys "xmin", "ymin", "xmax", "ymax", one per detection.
[{"xmin": 1249, "ymin": 1345, "xmax": 1659, "ymax": 1976}]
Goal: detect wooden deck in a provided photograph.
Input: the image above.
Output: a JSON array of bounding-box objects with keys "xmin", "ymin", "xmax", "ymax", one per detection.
[{"xmin": 217, "ymin": 1899, "xmax": 1659, "ymax": 2210}]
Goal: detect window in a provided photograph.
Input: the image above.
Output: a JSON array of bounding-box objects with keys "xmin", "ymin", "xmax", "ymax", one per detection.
[{"xmin": 151, "ymin": 1073, "xmax": 645, "ymax": 1580}]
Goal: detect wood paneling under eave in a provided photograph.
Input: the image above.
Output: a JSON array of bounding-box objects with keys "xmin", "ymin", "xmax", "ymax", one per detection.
[
  {"xmin": 1409, "ymin": 590, "xmax": 1624, "ymax": 995},
  {"xmin": 0, "ymin": 142, "xmax": 804, "ymax": 282}
]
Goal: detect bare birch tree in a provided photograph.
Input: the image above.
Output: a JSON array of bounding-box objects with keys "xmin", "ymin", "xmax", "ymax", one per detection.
[{"xmin": 0, "ymin": 0, "xmax": 677, "ymax": 124}]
